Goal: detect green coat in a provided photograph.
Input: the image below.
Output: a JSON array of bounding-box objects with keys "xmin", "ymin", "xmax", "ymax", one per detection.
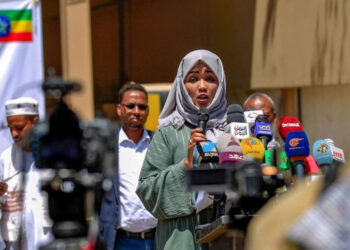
[{"xmin": 136, "ymin": 124, "xmax": 211, "ymax": 250}]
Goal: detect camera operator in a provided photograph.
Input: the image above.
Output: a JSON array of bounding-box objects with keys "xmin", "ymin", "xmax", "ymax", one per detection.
[
  {"xmin": 98, "ymin": 84, "xmax": 157, "ymax": 250},
  {"xmin": 0, "ymin": 97, "xmax": 52, "ymax": 250}
]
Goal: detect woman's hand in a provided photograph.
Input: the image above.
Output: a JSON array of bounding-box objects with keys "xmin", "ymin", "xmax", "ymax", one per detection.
[{"xmin": 184, "ymin": 128, "xmax": 207, "ymax": 169}]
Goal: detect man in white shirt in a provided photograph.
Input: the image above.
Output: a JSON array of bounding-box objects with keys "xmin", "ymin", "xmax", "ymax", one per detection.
[
  {"xmin": 98, "ymin": 84, "xmax": 157, "ymax": 250},
  {"xmin": 0, "ymin": 97, "xmax": 52, "ymax": 250}
]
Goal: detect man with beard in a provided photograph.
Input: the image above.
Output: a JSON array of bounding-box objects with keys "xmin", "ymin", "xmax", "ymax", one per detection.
[
  {"xmin": 0, "ymin": 97, "xmax": 52, "ymax": 250},
  {"xmin": 98, "ymin": 84, "xmax": 157, "ymax": 250}
]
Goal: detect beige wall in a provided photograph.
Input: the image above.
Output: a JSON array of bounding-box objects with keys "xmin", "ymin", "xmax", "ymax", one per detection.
[
  {"xmin": 301, "ymin": 86, "xmax": 350, "ymax": 159},
  {"xmin": 91, "ymin": 0, "xmax": 120, "ymax": 105},
  {"xmin": 123, "ymin": 0, "xmax": 256, "ymax": 88},
  {"xmin": 60, "ymin": 0, "xmax": 95, "ymax": 120},
  {"xmin": 89, "ymin": 0, "xmax": 257, "ymax": 111},
  {"xmin": 252, "ymin": 0, "xmax": 350, "ymax": 89}
]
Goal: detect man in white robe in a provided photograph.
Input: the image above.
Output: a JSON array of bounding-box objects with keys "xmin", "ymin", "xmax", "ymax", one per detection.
[{"xmin": 0, "ymin": 97, "xmax": 52, "ymax": 250}]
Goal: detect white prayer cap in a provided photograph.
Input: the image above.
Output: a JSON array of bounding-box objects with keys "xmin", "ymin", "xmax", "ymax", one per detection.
[{"xmin": 5, "ymin": 97, "xmax": 39, "ymax": 117}]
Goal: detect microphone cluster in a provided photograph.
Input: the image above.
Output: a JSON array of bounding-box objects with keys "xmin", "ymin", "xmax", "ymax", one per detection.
[
  {"xmin": 187, "ymin": 104, "xmax": 347, "ymax": 226},
  {"xmin": 187, "ymin": 105, "xmax": 285, "ymax": 219}
]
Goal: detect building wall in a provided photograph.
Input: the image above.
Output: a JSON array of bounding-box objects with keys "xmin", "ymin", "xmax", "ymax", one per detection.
[
  {"xmin": 251, "ymin": 0, "xmax": 350, "ymax": 88},
  {"xmin": 42, "ymin": 0, "xmax": 62, "ymax": 76},
  {"xmin": 91, "ymin": 0, "xmax": 120, "ymax": 106},
  {"xmin": 89, "ymin": 0, "xmax": 257, "ymax": 111},
  {"xmin": 302, "ymin": 86, "xmax": 350, "ymax": 159},
  {"xmin": 41, "ymin": 1, "xmax": 350, "ymax": 158}
]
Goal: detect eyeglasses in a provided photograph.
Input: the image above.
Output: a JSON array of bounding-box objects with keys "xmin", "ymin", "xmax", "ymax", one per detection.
[{"xmin": 120, "ymin": 103, "xmax": 148, "ymax": 110}]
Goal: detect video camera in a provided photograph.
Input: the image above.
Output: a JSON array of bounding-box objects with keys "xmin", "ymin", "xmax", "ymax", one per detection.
[
  {"xmin": 31, "ymin": 73, "xmax": 116, "ymax": 248},
  {"xmin": 186, "ymin": 160, "xmax": 285, "ymax": 231}
]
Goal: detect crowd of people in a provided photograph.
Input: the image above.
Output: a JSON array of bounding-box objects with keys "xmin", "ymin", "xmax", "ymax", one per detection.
[{"xmin": 0, "ymin": 49, "xmax": 348, "ymax": 250}]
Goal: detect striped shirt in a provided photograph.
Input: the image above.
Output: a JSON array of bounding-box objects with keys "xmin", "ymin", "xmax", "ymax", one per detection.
[{"xmin": 136, "ymin": 124, "xmax": 212, "ymax": 250}]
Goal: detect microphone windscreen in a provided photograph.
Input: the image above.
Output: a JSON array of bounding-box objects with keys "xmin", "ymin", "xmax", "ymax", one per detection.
[
  {"xmin": 240, "ymin": 137, "xmax": 265, "ymax": 162},
  {"xmin": 254, "ymin": 122, "xmax": 273, "ymax": 140},
  {"xmin": 285, "ymin": 131, "xmax": 310, "ymax": 160},
  {"xmin": 227, "ymin": 104, "xmax": 245, "ymax": 123},
  {"xmin": 278, "ymin": 117, "xmax": 303, "ymax": 141},
  {"xmin": 313, "ymin": 140, "xmax": 333, "ymax": 165},
  {"xmin": 216, "ymin": 133, "xmax": 241, "ymax": 153},
  {"xmin": 255, "ymin": 114, "xmax": 269, "ymax": 123},
  {"xmin": 216, "ymin": 133, "xmax": 243, "ymax": 163}
]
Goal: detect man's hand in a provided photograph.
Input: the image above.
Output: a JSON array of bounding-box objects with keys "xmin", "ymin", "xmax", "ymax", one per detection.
[{"xmin": 0, "ymin": 182, "xmax": 8, "ymax": 196}]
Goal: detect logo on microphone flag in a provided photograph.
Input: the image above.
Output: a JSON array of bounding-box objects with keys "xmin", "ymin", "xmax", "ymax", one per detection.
[
  {"xmin": 0, "ymin": 9, "xmax": 33, "ymax": 42},
  {"xmin": 227, "ymin": 136, "xmax": 240, "ymax": 147},
  {"xmin": 317, "ymin": 143, "xmax": 330, "ymax": 154},
  {"xmin": 285, "ymin": 131, "xmax": 310, "ymax": 158},
  {"xmin": 289, "ymin": 138, "xmax": 304, "ymax": 147},
  {"xmin": 240, "ymin": 137, "xmax": 265, "ymax": 162},
  {"xmin": 242, "ymin": 137, "xmax": 259, "ymax": 149}
]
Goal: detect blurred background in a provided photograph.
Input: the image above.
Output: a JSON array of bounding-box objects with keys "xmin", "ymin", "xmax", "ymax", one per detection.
[{"xmin": 42, "ymin": 0, "xmax": 350, "ymax": 156}]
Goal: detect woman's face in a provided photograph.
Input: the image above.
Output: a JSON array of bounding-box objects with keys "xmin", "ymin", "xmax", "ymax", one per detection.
[{"xmin": 184, "ymin": 61, "xmax": 218, "ymax": 108}]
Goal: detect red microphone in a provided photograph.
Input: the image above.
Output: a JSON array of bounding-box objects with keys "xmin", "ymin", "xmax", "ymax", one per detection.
[
  {"xmin": 304, "ymin": 155, "xmax": 319, "ymax": 175},
  {"xmin": 278, "ymin": 117, "xmax": 303, "ymax": 141}
]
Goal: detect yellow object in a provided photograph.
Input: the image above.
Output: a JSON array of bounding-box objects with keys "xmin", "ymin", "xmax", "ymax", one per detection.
[
  {"xmin": 240, "ymin": 137, "xmax": 265, "ymax": 162},
  {"xmin": 144, "ymin": 93, "xmax": 161, "ymax": 132}
]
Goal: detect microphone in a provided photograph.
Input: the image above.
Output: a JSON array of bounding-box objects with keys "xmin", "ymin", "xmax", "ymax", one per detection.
[
  {"xmin": 253, "ymin": 114, "xmax": 273, "ymax": 149},
  {"xmin": 278, "ymin": 116, "xmax": 303, "ymax": 141},
  {"xmin": 277, "ymin": 116, "xmax": 303, "ymax": 172},
  {"xmin": 243, "ymin": 110, "xmax": 264, "ymax": 125},
  {"xmin": 276, "ymin": 148, "xmax": 291, "ymax": 170},
  {"xmin": 265, "ymin": 139, "xmax": 281, "ymax": 166},
  {"xmin": 226, "ymin": 104, "xmax": 250, "ymax": 140},
  {"xmin": 255, "ymin": 114, "xmax": 268, "ymax": 123},
  {"xmin": 285, "ymin": 131, "xmax": 310, "ymax": 179},
  {"xmin": 214, "ymin": 132, "xmax": 243, "ymax": 219},
  {"xmin": 313, "ymin": 139, "xmax": 345, "ymax": 193},
  {"xmin": 304, "ymin": 155, "xmax": 320, "ymax": 180},
  {"xmin": 325, "ymin": 138, "xmax": 346, "ymax": 164},
  {"xmin": 193, "ymin": 108, "xmax": 217, "ymax": 168},
  {"xmin": 227, "ymin": 104, "xmax": 245, "ymax": 123},
  {"xmin": 312, "ymin": 139, "xmax": 345, "ymax": 174},
  {"xmin": 240, "ymin": 137, "xmax": 265, "ymax": 163},
  {"xmin": 195, "ymin": 141, "xmax": 219, "ymax": 166},
  {"xmin": 216, "ymin": 133, "xmax": 244, "ymax": 164},
  {"xmin": 198, "ymin": 108, "xmax": 209, "ymax": 134},
  {"xmin": 244, "ymin": 110, "xmax": 264, "ymax": 135}
]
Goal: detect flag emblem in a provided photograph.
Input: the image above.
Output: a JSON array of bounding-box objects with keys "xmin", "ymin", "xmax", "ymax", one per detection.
[
  {"xmin": 0, "ymin": 9, "xmax": 33, "ymax": 42},
  {"xmin": 0, "ymin": 16, "xmax": 11, "ymax": 37}
]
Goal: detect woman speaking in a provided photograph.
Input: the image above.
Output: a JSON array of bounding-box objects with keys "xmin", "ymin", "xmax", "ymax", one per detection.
[{"xmin": 136, "ymin": 49, "xmax": 227, "ymax": 250}]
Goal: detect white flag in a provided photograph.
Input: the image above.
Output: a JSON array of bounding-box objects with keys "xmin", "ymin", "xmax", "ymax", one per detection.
[{"xmin": 0, "ymin": 0, "xmax": 45, "ymax": 153}]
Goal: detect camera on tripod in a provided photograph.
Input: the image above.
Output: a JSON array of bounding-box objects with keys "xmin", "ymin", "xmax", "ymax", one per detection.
[{"xmin": 30, "ymin": 73, "xmax": 117, "ymax": 247}]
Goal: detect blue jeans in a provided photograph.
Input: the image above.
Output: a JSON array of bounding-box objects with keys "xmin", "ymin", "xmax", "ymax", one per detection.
[{"xmin": 114, "ymin": 235, "xmax": 155, "ymax": 250}]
